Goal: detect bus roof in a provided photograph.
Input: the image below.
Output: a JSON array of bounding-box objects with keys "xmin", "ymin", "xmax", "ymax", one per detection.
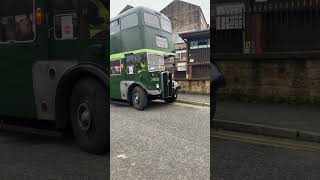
[{"xmin": 111, "ymin": 6, "xmax": 170, "ymax": 22}]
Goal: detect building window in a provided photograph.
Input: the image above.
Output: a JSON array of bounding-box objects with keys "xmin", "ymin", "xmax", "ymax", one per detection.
[
  {"xmin": 190, "ymin": 39, "xmax": 210, "ymax": 49},
  {"xmin": 161, "ymin": 18, "xmax": 172, "ymax": 33},
  {"xmin": 144, "ymin": 12, "xmax": 160, "ymax": 29},
  {"xmin": 198, "ymin": 39, "xmax": 209, "ymax": 48},
  {"xmin": 175, "ymin": 50, "xmax": 187, "ymax": 62},
  {"xmin": 190, "ymin": 41, "xmax": 199, "ymax": 49},
  {"xmin": 121, "ymin": 13, "xmax": 138, "ymax": 30}
]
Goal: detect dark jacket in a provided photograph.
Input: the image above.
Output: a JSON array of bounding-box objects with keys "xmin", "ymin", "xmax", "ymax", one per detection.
[{"xmin": 210, "ymin": 62, "xmax": 225, "ymax": 90}]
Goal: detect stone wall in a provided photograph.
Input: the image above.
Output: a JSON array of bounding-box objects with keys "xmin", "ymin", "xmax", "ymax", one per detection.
[
  {"xmin": 176, "ymin": 79, "xmax": 210, "ymax": 94},
  {"xmin": 215, "ymin": 58, "xmax": 320, "ymax": 104},
  {"xmin": 161, "ymin": 0, "xmax": 207, "ymax": 33}
]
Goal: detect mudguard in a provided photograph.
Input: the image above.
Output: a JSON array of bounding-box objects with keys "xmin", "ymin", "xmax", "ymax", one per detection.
[{"xmin": 173, "ymin": 80, "xmax": 180, "ymax": 91}]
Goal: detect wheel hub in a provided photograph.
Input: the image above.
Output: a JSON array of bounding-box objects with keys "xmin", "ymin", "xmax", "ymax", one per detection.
[
  {"xmin": 134, "ymin": 93, "xmax": 139, "ymax": 104},
  {"xmin": 77, "ymin": 103, "xmax": 92, "ymax": 131}
]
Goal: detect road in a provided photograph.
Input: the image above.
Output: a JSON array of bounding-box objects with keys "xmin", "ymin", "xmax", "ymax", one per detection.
[
  {"xmin": 0, "ymin": 100, "xmax": 209, "ymax": 180},
  {"xmin": 212, "ymin": 130, "xmax": 320, "ymax": 180},
  {"xmin": 111, "ymin": 100, "xmax": 210, "ymax": 180},
  {"xmin": 0, "ymin": 127, "xmax": 108, "ymax": 180}
]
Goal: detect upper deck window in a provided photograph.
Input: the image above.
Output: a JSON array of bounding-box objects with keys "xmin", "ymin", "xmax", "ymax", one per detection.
[
  {"xmin": 110, "ymin": 20, "xmax": 120, "ymax": 35},
  {"xmin": 144, "ymin": 12, "xmax": 160, "ymax": 29},
  {"xmin": 121, "ymin": 13, "xmax": 138, "ymax": 30},
  {"xmin": 0, "ymin": 0, "xmax": 35, "ymax": 43},
  {"xmin": 161, "ymin": 18, "xmax": 172, "ymax": 33}
]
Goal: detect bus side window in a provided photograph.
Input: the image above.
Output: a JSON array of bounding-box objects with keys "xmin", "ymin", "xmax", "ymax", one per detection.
[
  {"xmin": 1, "ymin": 16, "xmax": 16, "ymax": 42},
  {"xmin": 110, "ymin": 20, "xmax": 120, "ymax": 35},
  {"xmin": 0, "ymin": 0, "xmax": 35, "ymax": 43},
  {"xmin": 54, "ymin": 13, "xmax": 79, "ymax": 40},
  {"xmin": 111, "ymin": 59, "xmax": 121, "ymax": 75},
  {"xmin": 135, "ymin": 54, "xmax": 147, "ymax": 74},
  {"xmin": 126, "ymin": 54, "xmax": 136, "ymax": 74},
  {"xmin": 16, "ymin": 14, "xmax": 34, "ymax": 41},
  {"xmin": 121, "ymin": 13, "xmax": 138, "ymax": 30}
]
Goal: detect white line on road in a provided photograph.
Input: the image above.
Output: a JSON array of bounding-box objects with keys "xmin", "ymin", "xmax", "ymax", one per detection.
[{"xmin": 172, "ymin": 102, "xmax": 210, "ymax": 110}]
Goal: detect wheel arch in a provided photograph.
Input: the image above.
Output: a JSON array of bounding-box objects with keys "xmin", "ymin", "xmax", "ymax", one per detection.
[
  {"xmin": 127, "ymin": 82, "xmax": 148, "ymax": 103},
  {"xmin": 55, "ymin": 63, "xmax": 109, "ymax": 129}
]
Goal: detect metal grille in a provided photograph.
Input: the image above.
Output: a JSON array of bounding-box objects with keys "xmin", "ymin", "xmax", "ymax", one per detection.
[
  {"xmin": 161, "ymin": 72, "xmax": 174, "ymax": 98},
  {"xmin": 213, "ymin": 0, "xmax": 320, "ymax": 55}
]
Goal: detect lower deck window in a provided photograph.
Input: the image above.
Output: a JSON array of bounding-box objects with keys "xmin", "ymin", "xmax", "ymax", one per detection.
[{"xmin": 0, "ymin": 0, "xmax": 35, "ymax": 43}]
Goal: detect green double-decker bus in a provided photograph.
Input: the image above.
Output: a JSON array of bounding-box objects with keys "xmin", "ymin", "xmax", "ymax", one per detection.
[
  {"xmin": 0, "ymin": 0, "xmax": 109, "ymax": 154},
  {"xmin": 110, "ymin": 6, "xmax": 180, "ymax": 110}
]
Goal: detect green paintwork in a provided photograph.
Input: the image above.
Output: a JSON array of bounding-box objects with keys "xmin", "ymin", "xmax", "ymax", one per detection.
[
  {"xmin": 110, "ymin": 6, "xmax": 174, "ymax": 56},
  {"xmin": 110, "ymin": 49, "xmax": 175, "ymax": 60},
  {"xmin": 110, "ymin": 7, "xmax": 175, "ymax": 100},
  {"xmin": 0, "ymin": 0, "xmax": 108, "ymax": 120}
]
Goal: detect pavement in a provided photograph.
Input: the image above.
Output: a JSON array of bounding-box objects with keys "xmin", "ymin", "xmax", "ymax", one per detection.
[
  {"xmin": 111, "ymin": 100, "xmax": 210, "ymax": 179},
  {"xmin": 212, "ymin": 130, "xmax": 320, "ymax": 180},
  {"xmin": 177, "ymin": 93, "xmax": 210, "ymax": 106},
  {"xmin": 215, "ymin": 100, "xmax": 320, "ymax": 134},
  {"xmin": 178, "ymin": 92, "xmax": 320, "ymax": 142},
  {"xmin": 213, "ymin": 100, "xmax": 320, "ymax": 142}
]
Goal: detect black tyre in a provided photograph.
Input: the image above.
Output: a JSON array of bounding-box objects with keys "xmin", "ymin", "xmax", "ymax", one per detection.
[
  {"xmin": 131, "ymin": 86, "xmax": 148, "ymax": 110},
  {"xmin": 70, "ymin": 77, "xmax": 108, "ymax": 154},
  {"xmin": 165, "ymin": 90, "xmax": 178, "ymax": 103}
]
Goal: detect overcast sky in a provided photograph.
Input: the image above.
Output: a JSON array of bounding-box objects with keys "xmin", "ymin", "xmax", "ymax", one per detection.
[{"xmin": 110, "ymin": 0, "xmax": 210, "ymax": 24}]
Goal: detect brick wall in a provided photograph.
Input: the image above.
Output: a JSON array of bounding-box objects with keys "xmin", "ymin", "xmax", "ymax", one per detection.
[{"xmin": 215, "ymin": 58, "xmax": 320, "ymax": 104}]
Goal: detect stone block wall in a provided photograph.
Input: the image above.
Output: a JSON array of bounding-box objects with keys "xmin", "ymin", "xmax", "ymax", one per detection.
[
  {"xmin": 176, "ymin": 79, "xmax": 210, "ymax": 94},
  {"xmin": 215, "ymin": 58, "xmax": 320, "ymax": 104}
]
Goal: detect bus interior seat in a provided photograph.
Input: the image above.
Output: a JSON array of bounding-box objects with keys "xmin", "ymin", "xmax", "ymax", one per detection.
[{"xmin": 3, "ymin": 17, "xmax": 16, "ymax": 41}]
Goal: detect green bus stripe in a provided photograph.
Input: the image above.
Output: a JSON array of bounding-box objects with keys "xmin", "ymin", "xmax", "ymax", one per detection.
[{"xmin": 110, "ymin": 49, "xmax": 175, "ymax": 60}]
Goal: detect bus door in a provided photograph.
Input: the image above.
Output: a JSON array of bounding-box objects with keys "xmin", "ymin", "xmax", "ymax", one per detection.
[
  {"xmin": 110, "ymin": 58, "xmax": 125, "ymax": 99},
  {"xmin": 0, "ymin": 0, "xmax": 48, "ymax": 118}
]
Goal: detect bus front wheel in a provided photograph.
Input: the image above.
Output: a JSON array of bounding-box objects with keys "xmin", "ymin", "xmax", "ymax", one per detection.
[
  {"xmin": 131, "ymin": 86, "xmax": 148, "ymax": 110},
  {"xmin": 70, "ymin": 77, "xmax": 108, "ymax": 154}
]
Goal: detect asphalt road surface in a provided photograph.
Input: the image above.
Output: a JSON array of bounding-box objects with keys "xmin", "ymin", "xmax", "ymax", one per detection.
[
  {"xmin": 0, "ymin": 100, "xmax": 209, "ymax": 180},
  {"xmin": 212, "ymin": 130, "xmax": 320, "ymax": 180},
  {"xmin": 0, "ymin": 127, "xmax": 108, "ymax": 180},
  {"xmin": 111, "ymin": 100, "xmax": 210, "ymax": 180}
]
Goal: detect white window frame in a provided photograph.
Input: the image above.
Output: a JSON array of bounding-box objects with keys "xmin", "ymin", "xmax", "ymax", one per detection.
[{"xmin": 53, "ymin": 12, "xmax": 79, "ymax": 40}]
